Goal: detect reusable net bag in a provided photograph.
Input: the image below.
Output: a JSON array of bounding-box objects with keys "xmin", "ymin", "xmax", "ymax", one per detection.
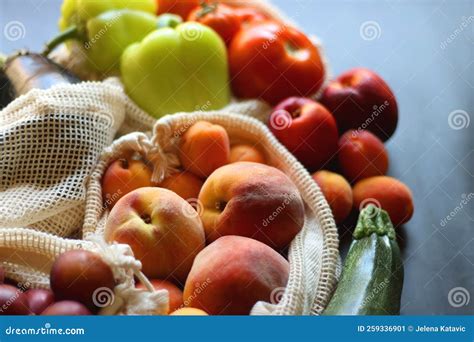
[{"xmin": 0, "ymin": 0, "xmax": 338, "ymax": 315}]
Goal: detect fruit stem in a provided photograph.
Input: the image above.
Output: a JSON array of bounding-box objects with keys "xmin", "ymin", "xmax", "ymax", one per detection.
[
  {"xmin": 197, "ymin": 1, "xmax": 218, "ymax": 18},
  {"xmin": 42, "ymin": 26, "xmax": 79, "ymax": 56},
  {"xmin": 353, "ymin": 205, "xmax": 396, "ymax": 240}
]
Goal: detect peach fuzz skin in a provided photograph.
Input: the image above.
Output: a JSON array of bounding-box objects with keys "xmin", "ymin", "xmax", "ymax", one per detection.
[
  {"xmin": 353, "ymin": 176, "xmax": 414, "ymax": 226},
  {"xmin": 101, "ymin": 155, "xmax": 153, "ymax": 209},
  {"xmin": 312, "ymin": 170, "xmax": 353, "ymax": 224},
  {"xmin": 198, "ymin": 162, "xmax": 305, "ymax": 250},
  {"xmin": 183, "ymin": 236, "xmax": 289, "ymax": 315},
  {"xmin": 229, "ymin": 144, "xmax": 266, "ymax": 164},
  {"xmin": 179, "ymin": 121, "xmax": 230, "ymax": 178},
  {"xmin": 105, "ymin": 187, "xmax": 205, "ymax": 284}
]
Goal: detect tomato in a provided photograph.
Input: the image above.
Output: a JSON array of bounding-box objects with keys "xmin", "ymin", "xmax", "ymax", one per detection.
[
  {"xmin": 157, "ymin": 0, "xmax": 200, "ymax": 19},
  {"xmin": 234, "ymin": 7, "xmax": 268, "ymax": 28},
  {"xmin": 187, "ymin": 3, "xmax": 241, "ymax": 45},
  {"xmin": 229, "ymin": 21, "xmax": 325, "ymax": 105}
]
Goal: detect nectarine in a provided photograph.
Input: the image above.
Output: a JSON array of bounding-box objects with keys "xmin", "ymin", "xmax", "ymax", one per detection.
[
  {"xmin": 338, "ymin": 130, "xmax": 389, "ymax": 182},
  {"xmin": 183, "ymin": 236, "xmax": 289, "ymax": 315},
  {"xmin": 170, "ymin": 307, "xmax": 208, "ymax": 316},
  {"xmin": 0, "ymin": 284, "xmax": 30, "ymax": 315},
  {"xmin": 320, "ymin": 68, "xmax": 398, "ymax": 141},
  {"xmin": 41, "ymin": 301, "xmax": 91, "ymax": 315},
  {"xmin": 269, "ymin": 97, "xmax": 339, "ymax": 171},
  {"xmin": 25, "ymin": 289, "xmax": 55, "ymax": 315},
  {"xmin": 198, "ymin": 162, "xmax": 304, "ymax": 250}
]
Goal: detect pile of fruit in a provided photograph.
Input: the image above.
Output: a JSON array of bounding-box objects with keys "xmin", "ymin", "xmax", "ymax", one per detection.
[{"xmin": 0, "ymin": 0, "xmax": 415, "ymax": 316}]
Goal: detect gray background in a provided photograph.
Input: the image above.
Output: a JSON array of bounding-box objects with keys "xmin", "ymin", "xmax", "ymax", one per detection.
[{"xmin": 1, "ymin": 0, "xmax": 472, "ymax": 315}]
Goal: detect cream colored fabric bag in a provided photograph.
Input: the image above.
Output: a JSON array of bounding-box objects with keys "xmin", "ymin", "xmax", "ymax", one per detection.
[{"xmin": 81, "ymin": 111, "xmax": 339, "ymax": 315}]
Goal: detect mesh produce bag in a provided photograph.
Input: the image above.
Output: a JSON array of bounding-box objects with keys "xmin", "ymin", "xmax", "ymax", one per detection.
[{"xmin": 81, "ymin": 111, "xmax": 340, "ymax": 315}]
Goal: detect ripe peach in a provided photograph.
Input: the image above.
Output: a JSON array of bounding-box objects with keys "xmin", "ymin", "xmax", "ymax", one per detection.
[
  {"xmin": 0, "ymin": 284, "xmax": 30, "ymax": 315},
  {"xmin": 136, "ymin": 279, "xmax": 184, "ymax": 313},
  {"xmin": 199, "ymin": 162, "xmax": 304, "ymax": 250},
  {"xmin": 338, "ymin": 130, "xmax": 389, "ymax": 182},
  {"xmin": 229, "ymin": 144, "xmax": 266, "ymax": 164},
  {"xmin": 102, "ymin": 154, "xmax": 153, "ymax": 209},
  {"xmin": 25, "ymin": 289, "xmax": 55, "ymax": 315},
  {"xmin": 183, "ymin": 236, "xmax": 289, "ymax": 315},
  {"xmin": 179, "ymin": 121, "xmax": 230, "ymax": 178},
  {"xmin": 158, "ymin": 171, "xmax": 203, "ymax": 202},
  {"xmin": 41, "ymin": 301, "xmax": 92, "ymax": 315},
  {"xmin": 50, "ymin": 250, "xmax": 115, "ymax": 311},
  {"xmin": 353, "ymin": 176, "xmax": 414, "ymax": 226},
  {"xmin": 105, "ymin": 187, "xmax": 205, "ymax": 283},
  {"xmin": 269, "ymin": 97, "xmax": 339, "ymax": 171},
  {"xmin": 320, "ymin": 68, "xmax": 398, "ymax": 141},
  {"xmin": 170, "ymin": 307, "xmax": 208, "ymax": 316},
  {"xmin": 312, "ymin": 170, "xmax": 352, "ymax": 224}
]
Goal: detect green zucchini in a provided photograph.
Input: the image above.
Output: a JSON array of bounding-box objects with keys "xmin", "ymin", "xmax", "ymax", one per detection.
[{"xmin": 323, "ymin": 205, "xmax": 404, "ymax": 315}]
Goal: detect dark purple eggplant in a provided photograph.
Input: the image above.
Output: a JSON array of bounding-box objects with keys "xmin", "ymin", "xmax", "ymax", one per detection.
[{"xmin": 0, "ymin": 51, "xmax": 80, "ymax": 109}]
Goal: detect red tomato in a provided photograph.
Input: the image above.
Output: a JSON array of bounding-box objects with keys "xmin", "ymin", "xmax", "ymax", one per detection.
[
  {"xmin": 234, "ymin": 7, "xmax": 268, "ymax": 28},
  {"xmin": 187, "ymin": 3, "xmax": 241, "ymax": 45},
  {"xmin": 229, "ymin": 21, "xmax": 325, "ymax": 105},
  {"xmin": 157, "ymin": 0, "xmax": 200, "ymax": 19}
]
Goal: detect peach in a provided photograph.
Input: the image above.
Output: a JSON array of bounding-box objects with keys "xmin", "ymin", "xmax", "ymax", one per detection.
[
  {"xmin": 229, "ymin": 144, "xmax": 266, "ymax": 164},
  {"xmin": 102, "ymin": 154, "xmax": 153, "ymax": 209},
  {"xmin": 136, "ymin": 279, "xmax": 184, "ymax": 313},
  {"xmin": 199, "ymin": 162, "xmax": 304, "ymax": 250},
  {"xmin": 269, "ymin": 97, "xmax": 339, "ymax": 171},
  {"xmin": 183, "ymin": 236, "xmax": 289, "ymax": 315},
  {"xmin": 312, "ymin": 170, "xmax": 352, "ymax": 224},
  {"xmin": 353, "ymin": 176, "xmax": 414, "ymax": 226},
  {"xmin": 105, "ymin": 187, "xmax": 205, "ymax": 283},
  {"xmin": 158, "ymin": 171, "xmax": 203, "ymax": 202},
  {"xmin": 320, "ymin": 68, "xmax": 398, "ymax": 141},
  {"xmin": 170, "ymin": 307, "xmax": 208, "ymax": 316},
  {"xmin": 178, "ymin": 121, "xmax": 230, "ymax": 178},
  {"xmin": 50, "ymin": 250, "xmax": 116, "ymax": 311},
  {"xmin": 0, "ymin": 284, "xmax": 30, "ymax": 315},
  {"xmin": 338, "ymin": 130, "xmax": 389, "ymax": 182}
]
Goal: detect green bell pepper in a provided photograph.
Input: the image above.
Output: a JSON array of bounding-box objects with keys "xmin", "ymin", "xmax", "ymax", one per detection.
[
  {"xmin": 58, "ymin": 0, "xmax": 157, "ymax": 31},
  {"xmin": 120, "ymin": 22, "xmax": 231, "ymax": 118},
  {"xmin": 44, "ymin": 0, "xmax": 158, "ymax": 74}
]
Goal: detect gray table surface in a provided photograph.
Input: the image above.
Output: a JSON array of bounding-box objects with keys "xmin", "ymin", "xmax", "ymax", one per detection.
[{"xmin": 1, "ymin": 0, "xmax": 472, "ymax": 315}]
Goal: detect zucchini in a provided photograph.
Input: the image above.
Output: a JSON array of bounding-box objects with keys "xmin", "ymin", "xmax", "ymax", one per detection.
[{"xmin": 323, "ymin": 205, "xmax": 404, "ymax": 315}]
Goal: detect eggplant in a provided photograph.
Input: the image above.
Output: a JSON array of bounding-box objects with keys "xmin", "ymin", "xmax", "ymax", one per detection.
[{"xmin": 0, "ymin": 51, "xmax": 80, "ymax": 110}]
